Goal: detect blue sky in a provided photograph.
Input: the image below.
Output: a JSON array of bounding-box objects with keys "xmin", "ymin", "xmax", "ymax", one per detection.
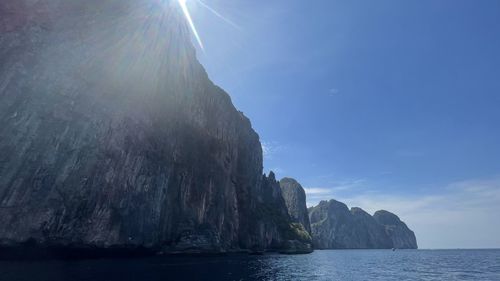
[{"xmin": 183, "ymin": 0, "xmax": 500, "ymax": 248}]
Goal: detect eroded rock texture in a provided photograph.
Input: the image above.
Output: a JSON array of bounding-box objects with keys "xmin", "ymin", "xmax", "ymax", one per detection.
[
  {"xmin": 279, "ymin": 178, "xmax": 311, "ymax": 233},
  {"xmin": 309, "ymin": 200, "xmax": 417, "ymax": 249},
  {"xmin": 0, "ymin": 0, "xmax": 306, "ymax": 254},
  {"xmin": 373, "ymin": 210, "xmax": 418, "ymax": 249}
]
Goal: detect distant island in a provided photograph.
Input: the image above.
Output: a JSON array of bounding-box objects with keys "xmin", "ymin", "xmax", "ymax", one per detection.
[
  {"xmin": 0, "ymin": 0, "xmax": 416, "ymax": 258},
  {"xmin": 281, "ymin": 179, "xmax": 417, "ymax": 250}
]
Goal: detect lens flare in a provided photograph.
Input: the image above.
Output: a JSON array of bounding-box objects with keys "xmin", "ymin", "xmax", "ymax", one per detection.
[
  {"xmin": 177, "ymin": 0, "xmax": 240, "ymax": 51},
  {"xmin": 196, "ymin": 0, "xmax": 240, "ymax": 30},
  {"xmin": 178, "ymin": 0, "xmax": 204, "ymax": 51}
]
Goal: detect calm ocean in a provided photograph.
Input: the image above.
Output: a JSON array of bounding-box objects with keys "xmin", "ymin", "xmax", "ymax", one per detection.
[{"xmin": 0, "ymin": 249, "xmax": 499, "ymax": 281}]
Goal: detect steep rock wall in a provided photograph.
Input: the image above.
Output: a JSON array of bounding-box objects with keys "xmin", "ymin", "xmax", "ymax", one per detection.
[
  {"xmin": 0, "ymin": 0, "xmax": 303, "ymax": 254},
  {"xmin": 309, "ymin": 200, "xmax": 416, "ymax": 249},
  {"xmin": 279, "ymin": 178, "xmax": 311, "ymax": 234}
]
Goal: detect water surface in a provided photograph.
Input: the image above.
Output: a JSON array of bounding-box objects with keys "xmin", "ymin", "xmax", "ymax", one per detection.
[{"xmin": 1, "ymin": 249, "xmax": 499, "ymax": 281}]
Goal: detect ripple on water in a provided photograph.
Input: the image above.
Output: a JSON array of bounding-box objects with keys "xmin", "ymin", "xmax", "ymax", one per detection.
[{"xmin": 0, "ymin": 249, "xmax": 500, "ymax": 281}]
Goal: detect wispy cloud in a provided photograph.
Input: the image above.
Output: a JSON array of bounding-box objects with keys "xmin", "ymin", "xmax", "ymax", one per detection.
[
  {"xmin": 267, "ymin": 167, "xmax": 285, "ymax": 176},
  {"xmin": 261, "ymin": 142, "xmax": 271, "ymax": 157},
  {"xmin": 261, "ymin": 141, "xmax": 285, "ymax": 159},
  {"xmin": 305, "ymin": 177, "xmax": 500, "ymax": 249},
  {"xmin": 304, "ymin": 187, "xmax": 332, "ymax": 195},
  {"xmin": 305, "ymin": 178, "xmax": 367, "ymax": 207}
]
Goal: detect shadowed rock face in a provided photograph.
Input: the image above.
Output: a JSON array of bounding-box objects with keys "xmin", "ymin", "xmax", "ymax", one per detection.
[
  {"xmin": 0, "ymin": 0, "xmax": 305, "ymax": 254},
  {"xmin": 373, "ymin": 210, "xmax": 418, "ymax": 249},
  {"xmin": 350, "ymin": 207, "xmax": 394, "ymax": 249},
  {"xmin": 279, "ymin": 178, "xmax": 311, "ymax": 233},
  {"xmin": 308, "ymin": 200, "xmax": 416, "ymax": 249}
]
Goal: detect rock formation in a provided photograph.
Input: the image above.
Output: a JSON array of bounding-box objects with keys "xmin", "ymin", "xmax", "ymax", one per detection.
[
  {"xmin": 0, "ymin": 0, "xmax": 308, "ymax": 255},
  {"xmin": 373, "ymin": 210, "xmax": 418, "ymax": 249},
  {"xmin": 309, "ymin": 200, "xmax": 417, "ymax": 249},
  {"xmin": 279, "ymin": 178, "xmax": 311, "ymax": 233}
]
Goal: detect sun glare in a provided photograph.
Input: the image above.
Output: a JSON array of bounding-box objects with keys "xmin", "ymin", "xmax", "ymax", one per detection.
[
  {"xmin": 177, "ymin": 0, "xmax": 240, "ymax": 51},
  {"xmin": 196, "ymin": 0, "xmax": 240, "ymax": 30},
  {"xmin": 178, "ymin": 0, "xmax": 204, "ymax": 51}
]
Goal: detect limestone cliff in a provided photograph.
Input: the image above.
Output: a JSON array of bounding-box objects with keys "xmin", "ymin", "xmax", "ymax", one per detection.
[
  {"xmin": 279, "ymin": 178, "xmax": 311, "ymax": 233},
  {"xmin": 0, "ymin": 0, "xmax": 306, "ymax": 254},
  {"xmin": 373, "ymin": 210, "xmax": 418, "ymax": 249},
  {"xmin": 309, "ymin": 200, "xmax": 417, "ymax": 249}
]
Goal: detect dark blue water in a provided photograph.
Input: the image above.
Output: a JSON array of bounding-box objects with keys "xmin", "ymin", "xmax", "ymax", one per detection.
[{"xmin": 0, "ymin": 249, "xmax": 499, "ymax": 281}]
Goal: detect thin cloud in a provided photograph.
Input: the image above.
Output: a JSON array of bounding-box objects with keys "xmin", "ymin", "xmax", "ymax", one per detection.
[
  {"xmin": 261, "ymin": 142, "xmax": 271, "ymax": 157},
  {"xmin": 261, "ymin": 141, "xmax": 285, "ymax": 159},
  {"xmin": 269, "ymin": 167, "xmax": 285, "ymax": 175},
  {"xmin": 304, "ymin": 187, "xmax": 332, "ymax": 195},
  {"xmin": 305, "ymin": 178, "xmax": 367, "ymax": 207}
]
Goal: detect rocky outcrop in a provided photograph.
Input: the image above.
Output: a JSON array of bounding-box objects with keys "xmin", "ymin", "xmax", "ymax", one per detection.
[
  {"xmin": 0, "ymin": 0, "xmax": 308, "ymax": 255},
  {"xmin": 373, "ymin": 210, "xmax": 418, "ymax": 249},
  {"xmin": 248, "ymin": 172, "xmax": 312, "ymax": 253},
  {"xmin": 279, "ymin": 178, "xmax": 311, "ymax": 233},
  {"xmin": 279, "ymin": 238, "xmax": 313, "ymax": 255},
  {"xmin": 309, "ymin": 200, "xmax": 416, "ymax": 249},
  {"xmin": 350, "ymin": 207, "xmax": 394, "ymax": 249}
]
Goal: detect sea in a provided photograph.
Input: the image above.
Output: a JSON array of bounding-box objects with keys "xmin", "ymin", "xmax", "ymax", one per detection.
[{"xmin": 0, "ymin": 249, "xmax": 499, "ymax": 281}]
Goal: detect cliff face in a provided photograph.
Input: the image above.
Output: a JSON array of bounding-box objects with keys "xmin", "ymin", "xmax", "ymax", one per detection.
[
  {"xmin": 309, "ymin": 200, "xmax": 416, "ymax": 249},
  {"xmin": 373, "ymin": 210, "xmax": 418, "ymax": 249},
  {"xmin": 0, "ymin": 0, "xmax": 304, "ymax": 254},
  {"xmin": 257, "ymin": 173, "xmax": 312, "ymax": 253},
  {"xmin": 349, "ymin": 207, "xmax": 394, "ymax": 249},
  {"xmin": 279, "ymin": 178, "xmax": 311, "ymax": 233}
]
